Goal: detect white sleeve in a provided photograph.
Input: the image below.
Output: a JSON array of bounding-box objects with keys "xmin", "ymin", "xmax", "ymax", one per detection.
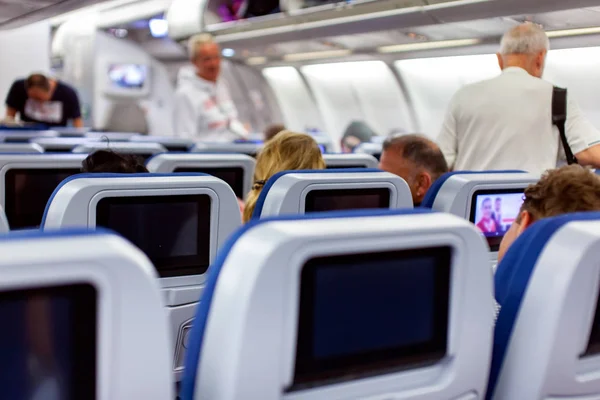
[
  {"xmin": 173, "ymin": 91, "xmax": 197, "ymax": 139},
  {"xmin": 437, "ymin": 95, "xmax": 460, "ymax": 169},
  {"xmin": 565, "ymin": 96, "xmax": 600, "ymax": 154}
]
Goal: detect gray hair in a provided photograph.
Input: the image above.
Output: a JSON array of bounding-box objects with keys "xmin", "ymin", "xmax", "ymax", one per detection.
[
  {"xmin": 187, "ymin": 33, "xmax": 217, "ymax": 60},
  {"xmin": 499, "ymin": 23, "xmax": 550, "ymax": 55}
]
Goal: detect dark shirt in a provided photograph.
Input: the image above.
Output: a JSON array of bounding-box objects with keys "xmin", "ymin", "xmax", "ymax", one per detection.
[{"xmin": 5, "ymin": 79, "xmax": 81, "ymax": 127}]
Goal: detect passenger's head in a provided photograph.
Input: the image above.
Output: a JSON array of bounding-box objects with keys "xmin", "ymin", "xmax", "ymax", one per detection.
[
  {"xmin": 341, "ymin": 121, "xmax": 375, "ymax": 153},
  {"xmin": 498, "ymin": 22, "xmax": 549, "ymax": 78},
  {"xmin": 264, "ymin": 124, "xmax": 285, "ymax": 142},
  {"xmin": 82, "ymin": 150, "xmax": 149, "ymax": 173},
  {"xmin": 25, "ymin": 74, "xmax": 53, "ymax": 102},
  {"xmin": 498, "ymin": 165, "xmax": 600, "ymax": 262},
  {"xmin": 243, "ymin": 131, "xmax": 325, "ymax": 222},
  {"xmin": 379, "ymin": 134, "xmax": 448, "ymax": 206},
  {"xmin": 188, "ymin": 33, "xmax": 221, "ymax": 83}
]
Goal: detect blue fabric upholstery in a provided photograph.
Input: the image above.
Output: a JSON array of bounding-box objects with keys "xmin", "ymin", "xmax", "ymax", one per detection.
[
  {"xmin": 487, "ymin": 211, "xmax": 600, "ymax": 399},
  {"xmin": 180, "ymin": 207, "xmax": 435, "ymax": 400},
  {"xmin": 41, "ymin": 172, "xmax": 208, "ymax": 226},
  {"xmin": 421, "ymin": 170, "xmax": 526, "ymax": 209},
  {"xmin": 251, "ymin": 168, "xmax": 383, "ymax": 220}
]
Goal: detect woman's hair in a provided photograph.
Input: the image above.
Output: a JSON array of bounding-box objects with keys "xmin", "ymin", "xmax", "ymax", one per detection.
[
  {"xmin": 243, "ymin": 131, "xmax": 325, "ymax": 222},
  {"xmin": 81, "ymin": 150, "xmax": 149, "ymax": 173}
]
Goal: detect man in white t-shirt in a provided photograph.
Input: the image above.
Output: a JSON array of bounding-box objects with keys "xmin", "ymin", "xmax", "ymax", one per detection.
[
  {"xmin": 173, "ymin": 33, "xmax": 248, "ymax": 142},
  {"xmin": 437, "ymin": 23, "xmax": 600, "ymax": 174}
]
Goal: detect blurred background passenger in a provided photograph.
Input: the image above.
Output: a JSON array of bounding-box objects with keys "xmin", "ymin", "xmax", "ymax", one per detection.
[
  {"xmin": 341, "ymin": 121, "xmax": 376, "ymax": 153},
  {"xmin": 81, "ymin": 150, "xmax": 149, "ymax": 173},
  {"xmin": 379, "ymin": 134, "xmax": 448, "ymax": 206},
  {"xmin": 243, "ymin": 131, "xmax": 325, "ymax": 222},
  {"xmin": 263, "ymin": 123, "xmax": 285, "ymax": 142}
]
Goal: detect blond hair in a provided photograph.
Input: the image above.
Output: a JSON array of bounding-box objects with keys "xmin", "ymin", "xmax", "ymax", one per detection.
[
  {"xmin": 520, "ymin": 165, "xmax": 600, "ymax": 222},
  {"xmin": 187, "ymin": 33, "xmax": 217, "ymax": 61},
  {"xmin": 243, "ymin": 131, "xmax": 325, "ymax": 222}
]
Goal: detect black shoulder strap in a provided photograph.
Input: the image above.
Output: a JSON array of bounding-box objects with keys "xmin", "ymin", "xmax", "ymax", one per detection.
[{"xmin": 552, "ymin": 86, "xmax": 578, "ymax": 165}]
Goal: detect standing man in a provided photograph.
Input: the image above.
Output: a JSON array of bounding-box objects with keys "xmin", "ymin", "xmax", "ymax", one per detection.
[
  {"xmin": 173, "ymin": 33, "xmax": 248, "ymax": 141},
  {"xmin": 4, "ymin": 73, "xmax": 83, "ymax": 128},
  {"xmin": 438, "ymin": 23, "xmax": 600, "ymax": 174}
]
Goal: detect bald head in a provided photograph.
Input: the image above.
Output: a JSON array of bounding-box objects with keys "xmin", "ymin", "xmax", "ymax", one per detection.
[
  {"xmin": 498, "ymin": 23, "xmax": 549, "ymax": 78},
  {"xmin": 379, "ymin": 134, "xmax": 448, "ymax": 205}
]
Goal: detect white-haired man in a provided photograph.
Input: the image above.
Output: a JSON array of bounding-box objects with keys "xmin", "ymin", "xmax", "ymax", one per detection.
[
  {"xmin": 173, "ymin": 33, "xmax": 248, "ymax": 141},
  {"xmin": 437, "ymin": 23, "xmax": 600, "ymax": 174}
]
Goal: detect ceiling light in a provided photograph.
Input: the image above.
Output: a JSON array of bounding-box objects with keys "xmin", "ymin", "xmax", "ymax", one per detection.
[
  {"xmin": 246, "ymin": 56, "xmax": 267, "ymax": 65},
  {"xmin": 546, "ymin": 26, "xmax": 600, "ymax": 38},
  {"xmin": 283, "ymin": 49, "xmax": 352, "ymax": 62},
  {"xmin": 222, "ymin": 48, "xmax": 236, "ymax": 57},
  {"xmin": 149, "ymin": 18, "xmax": 168, "ymax": 38},
  {"xmin": 378, "ymin": 38, "xmax": 481, "ymax": 53}
]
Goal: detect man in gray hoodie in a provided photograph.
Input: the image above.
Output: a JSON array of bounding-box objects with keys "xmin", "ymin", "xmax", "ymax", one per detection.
[{"xmin": 173, "ymin": 33, "xmax": 248, "ymax": 141}]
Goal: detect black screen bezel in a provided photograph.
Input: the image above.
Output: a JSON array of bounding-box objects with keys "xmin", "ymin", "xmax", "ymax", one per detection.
[
  {"xmin": 291, "ymin": 246, "xmax": 452, "ymax": 391},
  {"xmin": 4, "ymin": 168, "xmax": 81, "ymax": 230},
  {"xmin": 305, "ymin": 188, "xmax": 391, "ymax": 213},
  {"xmin": 0, "ymin": 283, "xmax": 97, "ymax": 399},
  {"xmin": 468, "ymin": 188, "xmax": 525, "ymax": 252},
  {"xmin": 174, "ymin": 167, "xmax": 245, "ymax": 199},
  {"xmin": 583, "ymin": 285, "xmax": 600, "ymax": 357},
  {"xmin": 96, "ymin": 194, "xmax": 211, "ymax": 277}
]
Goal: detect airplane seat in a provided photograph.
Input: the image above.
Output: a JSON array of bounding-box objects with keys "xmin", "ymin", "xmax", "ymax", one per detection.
[
  {"xmin": 420, "ymin": 170, "xmax": 538, "ymax": 266},
  {"xmin": 489, "ymin": 212, "xmax": 600, "ymax": 400},
  {"xmin": 0, "ymin": 143, "xmax": 44, "ymax": 154},
  {"xmin": 0, "ymin": 229, "xmax": 172, "ymax": 398},
  {"xmin": 323, "ymin": 153, "xmax": 379, "ymax": 169},
  {"xmin": 353, "ymin": 142, "xmax": 383, "ymax": 160},
  {"xmin": 104, "ymin": 101, "xmax": 149, "ymax": 135},
  {"xmin": 41, "ymin": 172, "xmax": 242, "ymax": 381},
  {"xmin": 146, "ymin": 153, "xmax": 256, "ymax": 200},
  {"xmin": 72, "ymin": 142, "xmax": 167, "ymax": 162},
  {"xmin": 192, "ymin": 142, "xmax": 264, "ymax": 158},
  {"xmin": 251, "ymin": 168, "xmax": 413, "ymax": 220},
  {"xmin": 181, "ymin": 208, "xmax": 494, "ymax": 400},
  {"xmin": 0, "ymin": 154, "xmax": 87, "ymax": 230},
  {"xmin": 0, "ymin": 130, "xmax": 59, "ymax": 143}
]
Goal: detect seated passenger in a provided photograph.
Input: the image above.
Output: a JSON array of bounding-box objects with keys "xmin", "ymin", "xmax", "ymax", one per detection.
[
  {"xmin": 378, "ymin": 134, "xmax": 448, "ymax": 206},
  {"xmin": 81, "ymin": 150, "xmax": 149, "ymax": 173},
  {"xmin": 264, "ymin": 124, "xmax": 285, "ymax": 142},
  {"xmin": 243, "ymin": 131, "xmax": 325, "ymax": 222},
  {"xmin": 341, "ymin": 121, "xmax": 376, "ymax": 153},
  {"xmin": 498, "ymin": 165, "xmax": 600, "ymax": 262}
]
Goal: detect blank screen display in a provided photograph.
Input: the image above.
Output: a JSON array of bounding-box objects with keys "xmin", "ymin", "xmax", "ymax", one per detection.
[
  {"xmin": 325, "ymin": 165, "xmax": 366, "ymax": 169},
  {"xmin": 96, "ymin": 195, "xmax": 211, "ymax": 277},
  {"xmin": 293, "ymin": 247, "xmax": 451, "ymax": 389},
  {"xmin": 0, "ymin": 284, "xmax": 97, "ymax": 400},
  {"xmin": 305, "ymin": 188, "xmax": 390, "ymax": 213},
  {"xmin": 5, "ymin": 169, "xmax": 81, "ymax": 229},
  {"xmin": 175, "ymin": 167, "xmax": 245, "ymax": 199},
  {"xmin": 469, "ymin": 189, "xmax": 525, "ymax": 251}
]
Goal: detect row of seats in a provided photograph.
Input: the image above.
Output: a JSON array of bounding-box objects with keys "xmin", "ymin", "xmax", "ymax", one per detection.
[{"xmin": 3, "ymin": 207, "xmax": 600, "ymax": 399}]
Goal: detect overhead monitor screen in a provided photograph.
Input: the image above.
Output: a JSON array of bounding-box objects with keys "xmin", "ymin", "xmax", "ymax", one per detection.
[
  {"xmin": 108, "ymin": 64, "xmax": 147, "ymax": 89},
  {"xmin": 175, "ymin": 167, "xmax": 245, "ymax": 199},
  {"xmin": 163, "ymin": 144, "xmax": 191, "ymax": 152},
  {"xmin": 96, "ymin": 195, "xmax": 211, "ymax": 277},
  {"xmin": 5, "ymin": 169, "xmax": 81, "ymax": 229},
  {"xmin": 0, "ymin": 284, "xmax": 97, "ymax": 399},
  {"xmin": 293, "ymin": 247, "xmax": 451, "ymax": 389},
  {"xmin": 305, "ymin": 188, "xmax": 390, "ymax": 213},
  {"xmin": 469, "ymin": 189, "xmax": 525, "ymax": 251}
]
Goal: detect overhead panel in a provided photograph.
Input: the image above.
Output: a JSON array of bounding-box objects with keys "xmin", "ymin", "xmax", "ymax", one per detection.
[{"xmin": 0, "ymin": 0, "xmax": 114, "ymax": 29}]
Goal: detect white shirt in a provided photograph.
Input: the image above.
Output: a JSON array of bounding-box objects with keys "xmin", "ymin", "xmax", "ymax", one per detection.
[
  {"xmin": 437, "ymin": 67, "xmax": 600, "ymax": 174},
  {"xmin": 173, "ymin": 66, "xmax": 248, "ymax": 142}
]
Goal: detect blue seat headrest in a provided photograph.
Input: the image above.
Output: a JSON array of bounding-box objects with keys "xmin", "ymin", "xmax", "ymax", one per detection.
[
  {"xmin": 421, "ymin": 170, "xmax": 526, "ymax": 209},
  {"xmin": 41, "ymin": 172, "xmax": 209, "ymax": 227},
  {"xmin": 251, "ymin": 168, "xmax": 383, "ymax": 220},
  {"xmin": 180, "ymin": 207, "xmax": 435, "ymax": 400},
  {"xmin": 487, "ymin": 211, "xmax": 600, "ymax": 399}
]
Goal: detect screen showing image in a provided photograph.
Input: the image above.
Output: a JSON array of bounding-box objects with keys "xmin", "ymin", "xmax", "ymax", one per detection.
[
  {"xmin": 325, "ymin": 165, "xmax": 366, "ymax": 169},
  {"xmin": 293, "ymin": 247, "xmax": 451, "ymax": 389},
  {"xmin": 583, "ymin": 287, "xmax": 600, "ymax": 357},
  {"xmin": 469, "ymin": 189, "xmax": 525, "ymax": 251},
  {"xmin": 5, "ymin": 169, "xmax": 81, "ymax": 229},
  {"xmin": 305, "ymin": 188, "xmax": 390, "ymax": 213},
  {"xmin": 96, "ymin": 195, "xmax": 211, "ymax": 277},
  {"xmin": 108, "ymin": 64, "xmax": 147, "ymax": 89},
  {"xmin": 0, "ymin": 284, "xmax": 97, "ymax": 400},
  {"xmin": 175, "ymin": 167, "xmax": 245, "ymax": 199}
]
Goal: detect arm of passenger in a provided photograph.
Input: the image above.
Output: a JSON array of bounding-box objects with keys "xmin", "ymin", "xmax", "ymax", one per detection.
[
  {"xmin": 72, "ymin": 117, "xmax": 84, "ymax": 128},
  {"xmin": 437, "ymin": 104, "xmax": 458, "ymax": 169},
  {"xmin": 5, "ymin": 106, "xmax": 17, "ymax": 120},
  {"xmin": 565, "ymin": 97, "xmax": 600, "ymax": 168},
  {"xmin": 5, "ymin": 80, "xmax": 22, "ymax": 121},
  {"xmin": 173, "ymin": 92, "xmax": 197, "ymax": 139}
]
